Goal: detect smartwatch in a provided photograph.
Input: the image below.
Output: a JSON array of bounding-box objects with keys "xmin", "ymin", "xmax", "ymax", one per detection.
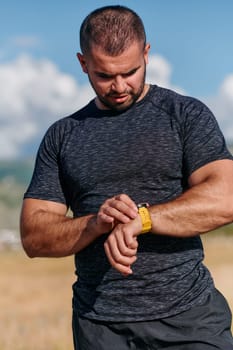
[{"xmin": 137, "ymin": 203, "xmax": 152, "ymax": 234}]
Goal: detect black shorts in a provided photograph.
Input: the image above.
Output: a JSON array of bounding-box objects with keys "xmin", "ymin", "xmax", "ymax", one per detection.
[{"xmin": 72, "ymin": 288, "xmax": 233, "ymax": 350}]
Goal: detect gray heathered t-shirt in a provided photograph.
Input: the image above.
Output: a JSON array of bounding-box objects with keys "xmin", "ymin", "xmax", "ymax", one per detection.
[{"xmin": 24, "ymin": 85, "xmax": 233, "ymax": 322}]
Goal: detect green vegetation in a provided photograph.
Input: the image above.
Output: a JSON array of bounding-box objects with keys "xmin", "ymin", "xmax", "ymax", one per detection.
[
  {"xmin": 0, "ymin": 159, "xmax": 33, "ymax": 231},
  {"xmin": 0, "ymin": 159, "xmax": 33, "ymax": 185}
]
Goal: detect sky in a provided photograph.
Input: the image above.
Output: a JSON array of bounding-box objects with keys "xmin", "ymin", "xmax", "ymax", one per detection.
[{"xmin": 0, "ymin": 0, "xmax": 233, "ymax": 159}]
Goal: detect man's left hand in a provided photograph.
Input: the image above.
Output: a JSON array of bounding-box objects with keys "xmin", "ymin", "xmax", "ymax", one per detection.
[{"xmin": 104, "ymin": 215, "xmax": 142, "ymax": 276}]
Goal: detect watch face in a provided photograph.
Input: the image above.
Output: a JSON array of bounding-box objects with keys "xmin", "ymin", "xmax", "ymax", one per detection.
[{"xmin": 137, "ymin": 203, "xmax": 149, "ymax": 209}]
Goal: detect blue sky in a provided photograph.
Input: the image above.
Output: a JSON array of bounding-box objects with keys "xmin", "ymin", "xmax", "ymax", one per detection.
[{"xmin": 0, "ymin": 1, "xmax": 233, "ymax": 158}]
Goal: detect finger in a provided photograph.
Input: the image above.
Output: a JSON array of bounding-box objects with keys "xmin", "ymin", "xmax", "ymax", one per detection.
[
  {"xmin": 114, "ymin": 194, "xmax": 138, "ymax": 212},
  {"xmin": 100, "ymin": 207, "xmax": 131, "ymax": 224},
  {"xmin": 124, "ymin": 232, "xmax": 138, "ymax": 249},
  {"xmin": 105, "ymin": 235, "xmax": 137, "ymax": 264},
  {"xmin": 114, "ymin": 226, "xmax": 138, "ymax": 256},
  {"xmin": 113, "ymin": 195, "xmax": 138, "ymax": 218},
  {"xmin": 97, "ymin": 211, "xmax": 115, "ymax": 223},
  {"xmin": 98, "ymin": 194, "xmax": 138, "ymax": 225},
  {"xmin": 104, "ymin": 200, "xmax": 137, "ymax": 222},
  {"xmin": 104, "ymin": 241, "xmax": 136, "ymax": 275},
  {"xmin": 116, "ymin": 236, "xmax": 137, "ymax": 257},
  {"xmin": 104, "ymin": 237, "xmax": 137, "ymax": 267},
  {"xmin": 125, "ymin": 236, "xmax": 138, "ymax": 250}
]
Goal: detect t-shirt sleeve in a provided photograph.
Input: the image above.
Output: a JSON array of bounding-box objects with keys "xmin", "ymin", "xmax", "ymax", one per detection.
[
  {"xmin": 24, "ymin": 121, "xmax": 68, "ymax": 206},
  {"xmin": 181, "ymin": 98, "xmax": 233, "ymax": 178}
]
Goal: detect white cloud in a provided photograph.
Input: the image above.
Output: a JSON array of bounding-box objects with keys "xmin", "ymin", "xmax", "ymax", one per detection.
[
  {"xmin": 204, "ymin": 74, "xmax": 233, "ymax": 142},
  {"xmin": 0, "ymin": 53, "xmax": 232, "ymax": 159},
  {"xmin": 0, "ymin": 54, "xmax": 94, "ymax": 159},
  {"xmin": 146, "ymin": 54, "xmax": 185, "ymax": 94}
]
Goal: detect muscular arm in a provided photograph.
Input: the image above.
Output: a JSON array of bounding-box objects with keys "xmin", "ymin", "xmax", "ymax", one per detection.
[
  {"xmin": 20, "ymin": 199, "xmax": 105, "ymax": 258},
  {"xmin": 150, "ymin": 159, "xmax": 233, "ymax": 237}
]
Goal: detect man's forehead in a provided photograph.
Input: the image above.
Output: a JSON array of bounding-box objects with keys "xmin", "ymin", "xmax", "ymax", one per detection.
[{"xmin": 88, "ymin": 43, "xmax": 145, "ymax": 71}]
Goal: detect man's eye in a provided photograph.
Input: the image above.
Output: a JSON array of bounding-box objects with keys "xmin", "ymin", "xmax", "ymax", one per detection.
[
  {"xmin": 124, "ymin": 69, "xmax": 137, "ymax": 77},
  {"xmin": 97, "ymin": 74, "xmax": 112, "ymax": 79}
]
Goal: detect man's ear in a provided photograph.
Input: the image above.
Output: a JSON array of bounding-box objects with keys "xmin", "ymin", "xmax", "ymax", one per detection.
[
  {"xmin": 77, "ymin": 52, "xmax": 88, "ymax": 73},
  {"xmin": 144, "ymin": 43, "xmax": 151, "ymax": 65}
]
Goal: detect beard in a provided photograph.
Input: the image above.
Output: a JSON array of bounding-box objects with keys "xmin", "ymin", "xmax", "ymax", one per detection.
[{"xmin": 90, "ymin": 63, "xmax": 147, "ymax": 112}]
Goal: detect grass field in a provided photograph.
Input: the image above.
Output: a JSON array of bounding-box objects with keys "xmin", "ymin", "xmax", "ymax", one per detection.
[
  {"xmin": 0, "ymin": 234, "xmax": 233, "ymax": 350},
  {"xmin": 0, "ymin": 251, "xmax": 75, "ymax": 350}
]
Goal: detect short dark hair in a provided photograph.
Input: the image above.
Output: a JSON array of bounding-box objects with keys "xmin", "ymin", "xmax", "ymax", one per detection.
[{"xmin": 79, "ymin": 5, "xmax": 146, "ymax": 56}]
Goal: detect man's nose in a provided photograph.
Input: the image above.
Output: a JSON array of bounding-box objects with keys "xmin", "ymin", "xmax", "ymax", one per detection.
[{"xmin": 111, "ymin": 76, "xmax": 127, "ymax": 93}]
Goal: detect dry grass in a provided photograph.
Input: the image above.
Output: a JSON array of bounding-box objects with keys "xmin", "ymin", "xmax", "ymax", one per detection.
[
  {"xmin": 0, "ymin": 250, "xmax": 75, "ymax": 350},
  {"xmin": 202, "ymin": 234, "xmax": 233, "ymax": 312},
  {"xmin": 0, "ymin": 235, "xmax": 232, "ymax": 350}
]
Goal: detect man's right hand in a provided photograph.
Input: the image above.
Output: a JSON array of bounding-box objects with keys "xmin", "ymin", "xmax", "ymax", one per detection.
[{"xmin": 96, "ymin": 194, "xmax": 138, "ymax": 232}]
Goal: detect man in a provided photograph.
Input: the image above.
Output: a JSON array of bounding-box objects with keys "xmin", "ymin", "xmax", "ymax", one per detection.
[{"xmin": 20, "ymin": 5, "xmax": 233, "ymax": 350}]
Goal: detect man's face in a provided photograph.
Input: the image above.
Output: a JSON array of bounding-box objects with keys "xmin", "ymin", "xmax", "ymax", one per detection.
[{"xmin": 78, "ymin": 42, "xmax": 150, "ymax": 111}]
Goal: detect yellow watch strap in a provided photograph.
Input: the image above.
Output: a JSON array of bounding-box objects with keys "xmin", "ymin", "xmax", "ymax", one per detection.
[{"xmin": 137, "ymin": 203, "xmax": 152, "ymax": 234}]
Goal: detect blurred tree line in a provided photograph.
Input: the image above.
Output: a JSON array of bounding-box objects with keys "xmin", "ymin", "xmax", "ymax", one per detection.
[{"xmin": 0, "ymin": 160, "xmax": 33, "ymax": 231}]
